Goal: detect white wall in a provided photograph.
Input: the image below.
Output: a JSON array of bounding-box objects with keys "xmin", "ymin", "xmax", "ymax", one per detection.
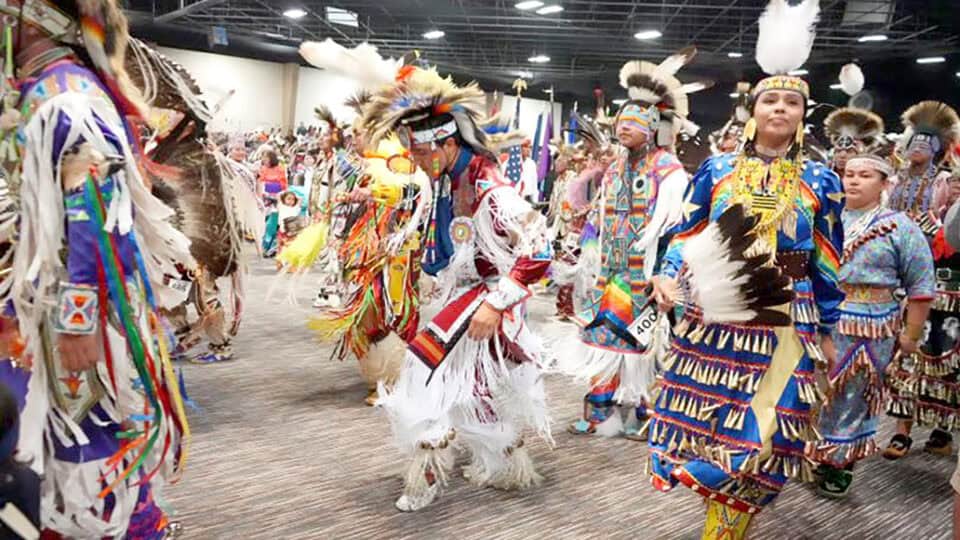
[
  {"xmin": 158, "ymin": 47, "xmax": 285, "ymax": 132},
  {"xmin": 500, "ymin": 95, "xmax": 563, "ymax": 145},
  {"xmin": 155, "ymin": 47, "xmax": 565, "ymax": 141},
  {"xmin": 294, "ymin": 66, "xmax": 362, "ymax": 127}
]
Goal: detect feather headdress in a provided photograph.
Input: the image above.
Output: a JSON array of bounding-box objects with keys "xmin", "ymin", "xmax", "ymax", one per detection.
[
  {"xmin": 358, "ymin": 66, "xmax": 494, "ymax": 159},
  {"xmin": 823, "ymin": 108, "xmax": 884, "ymax": 151},
  {"xmin": 0, "ymin": 1, "xmax": 150, "ymax": 119},
  {"xmin": 568, "ymin": 111, "xmax": 610, "ymax": 151},
  {"xmin": 616, "ymin": 46, "xmax": 711, "ymax": 144},
  {"xmin": 898, "ymin": 100, "xmax": 960, "ymax": 163},
  {"xmin": 482, "ymin": 113, "xmax": 526, "ymax": 152},
  {"xmin": 709, "ymin": 82, "xmax": 751, "ymax": 154},
  {"xmin": 753, "ymin": 0, "xmax": 820, "ymax": 99}
]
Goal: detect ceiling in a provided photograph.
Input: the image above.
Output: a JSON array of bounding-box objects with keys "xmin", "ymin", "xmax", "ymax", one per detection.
[{"xmin": 126, "ymin": 1, "xmax": 960, "ymax": 126}]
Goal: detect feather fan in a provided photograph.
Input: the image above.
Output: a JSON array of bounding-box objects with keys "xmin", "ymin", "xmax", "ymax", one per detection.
[
  {"xmin": 755, "ymin": 0, "xmax": 820, "ymax": 75},
  {"xmin": 681, "ymin": 204, "xmax": 795, "ymax": 326}
]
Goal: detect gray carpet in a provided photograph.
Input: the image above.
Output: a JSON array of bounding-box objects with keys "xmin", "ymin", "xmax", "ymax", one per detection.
[{"xmin": 165, "ymin": 258, "xmax": 954, "ymax": 539}]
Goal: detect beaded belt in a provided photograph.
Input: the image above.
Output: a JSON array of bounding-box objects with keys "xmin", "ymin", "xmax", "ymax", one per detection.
[{"xmin": 840, "ymin": 284, "xmax": 894, "ymax": 303}]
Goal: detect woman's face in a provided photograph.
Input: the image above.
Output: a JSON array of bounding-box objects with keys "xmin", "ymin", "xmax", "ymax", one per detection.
[
  {"xmin": 753, "ymin": 90, "xmax": 804, "ymax": 147},
  {"xmin": 843, "ymin": 160, "xmax": 887, "ymax": 209},
  {"xmin": 304, "ymin": 154, "xmax": 316, "ymax": 167}
]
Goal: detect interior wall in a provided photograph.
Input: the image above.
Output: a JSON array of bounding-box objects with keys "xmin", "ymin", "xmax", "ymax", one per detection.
[
  {"xmin": 499, "ymin": 96, "xmax": 563, "ymax": 144},
  {"xmin": 156, "ymin": 47, "xmax": 566, "ymax": 141},
  {"xmin": 157, "ymin": 47, "xmax": 285, "ymax": 132},
  {"xmin": 294, "ymin": 66, "xmax": 363, "ymax": 127}
]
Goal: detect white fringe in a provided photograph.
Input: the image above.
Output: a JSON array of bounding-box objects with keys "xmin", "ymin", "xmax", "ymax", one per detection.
[
  {"xmin": 473, "ymin": 186, "xmax": 549, "ymax": 277},
  {"xmin": 378, "ymin": 312, "xmax": 551, "ymax": 458}
]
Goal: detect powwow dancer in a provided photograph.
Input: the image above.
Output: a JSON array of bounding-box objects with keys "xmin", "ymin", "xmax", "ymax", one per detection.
[
  {"xmin": 884, "ymin": 101, "xmax": 960, "ymax": 459},
  {"xmin": 647, "ymin": 1, "xmax": 845, "ymax": 536},
  {"xmin": 811, "ymin": 154, "xmax": 934, "ymax": 498},
  {"xmin": 357, "ymin": 63, "xmax": 553, "ymax": 512},
  {"xmin": 126, "ymin": 38, "xmax": 263, "ymax": 365},
  {"xmin": 308, "ymin": 136, "xmax": 432, "ymax": 406},
  {"xmin": 564, "ymin": 48, "xmax": 705, "ymax": 438},
  {"xmin": 0, "ymin": 1, "xmax": 193, "ymax": 537}
]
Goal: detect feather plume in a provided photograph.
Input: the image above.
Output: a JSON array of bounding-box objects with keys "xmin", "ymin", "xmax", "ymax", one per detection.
[
  {"xmin": 618, "ymin": 47, "xmax": 701, "ymax": 117},
  {"xmin": 654, "ymin": 46, "xmax": 697, "ymax": 79},
  {"xmin": 839, "ymin": 63, "xmax": 864, "ymax": 97},
  {"xmin": 755, "ymin": 0, "xmax": 820, "ymax": 76},
  {"xmin": 681, "ymin": 204, "xmax": 794, "ymax": 326},
  {"xmin": 299, "ymin": 39, "xmax": 401, "ymax": 91},
  {"xmin": 315, "ymin": 105, "xmax": 337, "ymax": 128}
]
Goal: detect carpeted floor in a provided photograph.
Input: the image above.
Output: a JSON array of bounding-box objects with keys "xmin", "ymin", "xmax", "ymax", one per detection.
[{"xmin": 165, "ymin": 259, "xmax": 954, "ymax": 539}]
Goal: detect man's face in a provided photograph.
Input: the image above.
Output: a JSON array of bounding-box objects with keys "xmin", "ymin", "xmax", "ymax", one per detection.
[
  {"xmin": 410, "ymin": 141, "xmax": 448, "ymax": 178},
  {"xmin": 833, "ymin": 147, "xmax": 856, "ymax": 171},
  {"xmin": 616, "ymin": 121, "xmax": 649, "ymax": 150},
  {"xmin": 719, "ymin": 130, "xmax": 740, "ymax": 153},
  {"xmin": 521, "ymin": 143, "xmax": 532, "ymax": 159}
]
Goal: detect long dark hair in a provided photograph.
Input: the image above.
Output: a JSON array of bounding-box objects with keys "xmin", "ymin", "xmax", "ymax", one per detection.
[{"xmin": 264, "ymin": 150, "xmax": 280, "ymax": 168}]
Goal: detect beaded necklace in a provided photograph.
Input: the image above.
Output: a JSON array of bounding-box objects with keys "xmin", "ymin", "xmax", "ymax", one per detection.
[{"xmin": 730, "ymin": 153, "xmax": 802, "ymax": 254}]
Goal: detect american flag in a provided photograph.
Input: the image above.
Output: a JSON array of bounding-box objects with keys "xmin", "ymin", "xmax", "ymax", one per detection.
[
  {"xmin": 504, "ymin": 94, "xmax": 524, "ymax": 185},
  {"xmin": 505, "ymin": 144, "xmax": 523, "ymax": 185}
]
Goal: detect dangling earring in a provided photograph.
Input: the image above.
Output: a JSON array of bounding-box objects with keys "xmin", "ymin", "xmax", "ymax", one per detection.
[
  {"xmin": 795, "ymin": 122, "xmax": 804, "ymax": 147},
  {"xmin": 742, "ymin": 118, "xmax": 757, "ymax": 142}
]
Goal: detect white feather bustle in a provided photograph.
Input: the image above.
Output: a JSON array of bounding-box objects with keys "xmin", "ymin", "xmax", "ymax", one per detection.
[
  {"xmin": 681, "ymin": 221, "xmax": 759, "ymax": 323},
  {"xmin": 839, "ymin": 63, "xmax": 865, "ymax": 97},
  {"xmin": 756, "ymin": 0, "xmax": 820, "ymax": 75}
]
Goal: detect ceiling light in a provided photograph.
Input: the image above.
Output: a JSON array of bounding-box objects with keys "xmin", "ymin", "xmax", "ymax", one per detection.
[
  {"xmin": 536, "ymin": 4, "xmax": 564, "ymax": 14},
  {"xmin": 956, "ymin": 72, "xmax": 960, "ymax": 78},
  {"xmin": 515, "ymin": 0, "xmax": 544, "ymax": 9},
  {"xmin": 829, "ymin": 83, "xmax": 843, "ymax": 89},
  {"xmin": 515, "ymin": 70, "xmax": 534, "ymax": 78},
  {"xmin": 528, "ymin": 54, "xmax": 550, "ymax": 63},
  {"xmin": 634, "ymin": 30, "xmax": 662, "ymax": 40},
  {"xmin": 788, "ymin": 69, "xmax": 808, "ymax": 76},
  {"xmin": 727, "ymin": 52, "xmax": 743, "ymax": 58},
  {"xmin": 858, "ymin": 34, "xmax": 888, "ymax": 43},
  {"xmin": 283, "ymin": 8, "xmax": 307, "ymax": 19},
  {"xmin": 612, "ymin": 98, "xmax": 627, "ymax": 105},
  {"xmin": 916, "ymin": 56, "xmax": 946, "ymax": 64},
  {"xmin": 422, "ymin": 30, "xmax": 445, "ymax": 39},
  {"xmin": 728, "ymin": 93, "xmax": 739, "ymax": 98}
]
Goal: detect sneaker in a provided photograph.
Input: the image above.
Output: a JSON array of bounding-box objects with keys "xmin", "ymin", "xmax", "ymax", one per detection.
[
  {"xmin": 189, "ymin": 351, "xmax": 233, "ymax": 365},
  {"xmin": 394, "ymin": 483, "xmax": 438, "ymax": 512},
  {"xmin": 162, "ymin": 521, "xmax": 184, "ymax": 539},
  {"xmin": 567, "ymin": 419, "xmax": 596, "ymax": 435},
  {"xmin": 882, "ymin": 434, "xmax": 913, "ymax": 460},
  {"xmin": 816, "ymin": 466, "xmax": 853, "ymax": 499},
  {"xmin": 924, "ymin": 429, "xmax": 954, "ymax": 456}
]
